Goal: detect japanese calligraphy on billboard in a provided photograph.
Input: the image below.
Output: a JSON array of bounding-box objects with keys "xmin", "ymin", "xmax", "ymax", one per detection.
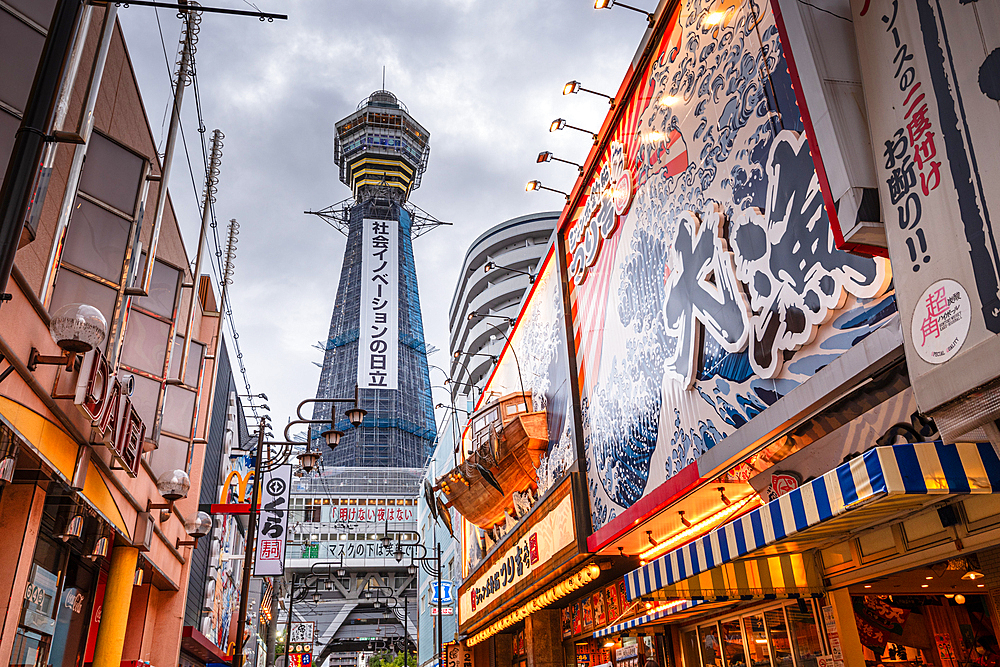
[
  {"xmin": 459, "ymin": 494, "xmax": 573, "ymax": 624},
  {"xmin": 253, "ymin": 464, "xmax": 292, "ymax": 576},
  {"xmin": 561, "ymin": 0, "xmax": 893, "ymax": 541},
  {"xmin": 850, "ymin": 0, "xmax": 1000, "ymax": 415},
  {"xmin": 358, "ymin": 217, "xmax": 398, "ymax": 389}
]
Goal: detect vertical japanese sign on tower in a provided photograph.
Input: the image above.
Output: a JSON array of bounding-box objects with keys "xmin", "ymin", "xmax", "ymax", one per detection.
[
  {"xmin": 358, "ymin": 217, "xmax": 399, "ymax": 390},
  {"xmin": 253, "ymin": 464, "xmax": 292, "ymax": 576}
]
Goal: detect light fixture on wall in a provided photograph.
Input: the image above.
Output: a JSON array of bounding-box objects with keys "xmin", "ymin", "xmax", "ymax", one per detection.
[
  {"xmin": 562, "ymin": 81, "xmax": 616, "ymax": 107},
  {"xmin": 593, "ymin": 0, "xmax": 655, "ymax": 25},
  {"xmin": 176, "ymin": 511, "xmax": 213, "ymax": 548},
  {"xmin": 525, "ymin": 180, "xmax": 570, "ymax": 204},
  {"xmin": 147, "ymin": 469, "xmax": 191, "ymax": 513},
  {"xmin": 85, "ymin": 530, "xmax": 110, "ymax": 561},
  {"xmin": 56, "ymin": 511, "xmax": 85, "ymax": 541},
  {"xmin": 548, "ymin": 118, "xmax": 598, "ymax": 144},
  {"xmin": 537, "ymin": 151, "xmax": 584, "ymax": 174},
  {"xmin": 28, "ymin": 303, "xmax": 107, "ymax": 371}
]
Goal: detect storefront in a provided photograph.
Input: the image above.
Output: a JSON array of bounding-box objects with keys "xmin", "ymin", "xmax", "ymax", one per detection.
[{"xmin": 9, "ymin": 482, "xmax": 106, "ymax": 667}]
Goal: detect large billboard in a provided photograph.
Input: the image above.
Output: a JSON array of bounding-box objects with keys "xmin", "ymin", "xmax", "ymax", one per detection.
[
  {"xmin": 850, "ymin": 0, "xmax": 1000, "ymax": 433},
  {"xmin": 461, "ymin": 249, "xmax": 580, "ymax": 574},
  {"xmin": 561, "ymin": 0, "xmax": 894, "ymax": 539}
]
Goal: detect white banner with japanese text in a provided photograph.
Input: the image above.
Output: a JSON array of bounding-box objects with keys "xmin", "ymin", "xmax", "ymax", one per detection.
[
  {"xmin": 253, "ymin": 464, "xmax": 292, "ymax": 576},
  {"xmin": 851, "ymin": 0, "xmax": 1000, "ymax": 411},
  {"xmin": 358, "ymin": 217, "xmax": 399, "ymax": 389}
]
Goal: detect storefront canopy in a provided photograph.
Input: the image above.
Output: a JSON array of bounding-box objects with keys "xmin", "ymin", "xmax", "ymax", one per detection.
[
  {"xmin": 625, "ymin": 442, "xmax": 1000, "ymax": 601},
  {"xmin": 593, "ymin": 600, "xmax": 709, "ymax": 638}
]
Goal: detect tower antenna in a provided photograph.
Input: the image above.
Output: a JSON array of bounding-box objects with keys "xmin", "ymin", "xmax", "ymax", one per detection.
[{"xmin": 382, "ymin": 65, "xmax": 385, "ymax": 90}]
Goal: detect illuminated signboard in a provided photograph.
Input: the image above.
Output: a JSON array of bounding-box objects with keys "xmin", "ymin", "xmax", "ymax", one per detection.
[
  {"xmin": 561, "ymin": 0, "xmax": 892, "ymax": 543},
  {"xmin": 459, "ymin": 493, "xmax": 573, "ymax": 625}
]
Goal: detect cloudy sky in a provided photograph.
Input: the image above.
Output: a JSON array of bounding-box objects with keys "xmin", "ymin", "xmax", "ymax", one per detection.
[{"xmin": 117, "ymin": 0, "xmax": 648, "ymax": 431}]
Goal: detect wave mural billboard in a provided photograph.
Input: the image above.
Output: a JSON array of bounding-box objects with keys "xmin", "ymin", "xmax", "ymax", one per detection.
[{"xmin": 561, "ymin": 0, "xmax": 895, "ymax": 540}]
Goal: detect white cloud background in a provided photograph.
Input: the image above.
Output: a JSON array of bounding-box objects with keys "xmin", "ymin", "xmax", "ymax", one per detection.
[{"xmin": 117, "ymin": 0, "xmax": 646, "ymax": 433}]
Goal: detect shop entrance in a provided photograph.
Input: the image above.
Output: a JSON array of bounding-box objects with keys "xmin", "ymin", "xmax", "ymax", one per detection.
[
  {"xmin": 680, "ymin": 600, "xmax": 826, "ymax": 667},
  {"xmin": 8, "ymin": 489, "xmax": 103, "ymax": 667},
  {"xmin": 848, "ymin": 557, "xmax": 1000, "ymax": 666}
]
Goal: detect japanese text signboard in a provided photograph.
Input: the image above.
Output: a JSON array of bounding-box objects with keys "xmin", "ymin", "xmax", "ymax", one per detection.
[
  {"xmin": 459, "ymin": 494, "xmax": 573, "ymax": 624},
  {"xmin": 851, "ymin": 0, "xmax": 1000, "ymax": 414},
  {"xmin": 332, "ymin": 504, "xmax": 414, "ymax": 523},
  {"xmin": 358, "ymin": 217, "xmax": 399, "ymax": 390},
  {"xmin": 560, "ymin": 0, "xmax": 891, "ymax": 546},
  {"xmin": 253, "ymin": 464, "xmax": 292, "ymax": 576}
]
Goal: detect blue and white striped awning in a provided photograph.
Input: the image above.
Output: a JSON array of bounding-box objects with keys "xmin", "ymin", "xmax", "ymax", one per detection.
[
  {"xmin": 626, "ymin": 442, "xmax": 1000, "ymax": 600},
  {"xmin": 593, "ymin": 600, "xmax": 706, "ymax": 638}
]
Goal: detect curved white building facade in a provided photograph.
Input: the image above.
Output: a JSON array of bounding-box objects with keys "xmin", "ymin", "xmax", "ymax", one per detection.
[{"xmin": 447, "ymin": 212, "xmax": 559, "ymax": 402}]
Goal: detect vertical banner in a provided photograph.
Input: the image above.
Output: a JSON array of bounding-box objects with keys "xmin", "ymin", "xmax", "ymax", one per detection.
[
  {"xmin": 358, "ymin": 217, "xmax": 399, "ymax": 389},
  {"xmin": 253, "ymin": 464, "xmax": 292, "ymax": 576},
  {"xmin": 851, "ymin": 0, "xmax": 1000, "ymax": 411}
]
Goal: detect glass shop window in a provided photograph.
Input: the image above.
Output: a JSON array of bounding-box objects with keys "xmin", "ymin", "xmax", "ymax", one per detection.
[
  {"xmin": 160, "ymin": 384, "xmax": 196, "ymax": 438},
  {"xmin": 120, "ymin": 311, "xmax": 170, "ymax": 376},
  {"xmin": 786, "ymin": 606, "xmax": 822, "ymax": 667},
  {"xmin": 125, "ymin": 372, "xmax": 162, "ymax": 430},
  {"xmin": 764, "ymin": 609, "xmax": 793, "ymax": 667},
  {"xmin": 5, "ymin": 0, "xmax": 58, "ymax": 29},
  {"xmin": 78, "ymin": 132, "xmax": 145, "ymax": 215},
  {"xmin": 721, "ymin": 618, "xmax": 748, "ymax": 667},
  {"xmin": 136, "ymin": 259, "xmax": 180, "ymax": 319},
  {"xmin": 167, "ymin": 337, "xmax": 205, "ymax": 387},
  {"xmin": 743, "ymin": 615, "xmax": 772, "ymax": 667},
  {"xmin": 698, "ymin": 624, "xmax": 724, "ymax": 667},
  {"xmin": 148, "ymin": 434, "xmax": 188, "ymax": 480},
  {"xmin": 0, "ymin": 8, "xmax": 45, "ymax": 113},
  {"xmin": 61, "ymin": 198, "xmax": 131, "ymax": 282},
  {"xmin": 48, "ymin": 270, "xmax": 118, "ymax": 350}
]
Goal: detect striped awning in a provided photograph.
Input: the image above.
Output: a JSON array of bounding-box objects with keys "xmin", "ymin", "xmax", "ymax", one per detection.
[
  {"xmin": 593, "ymin": 600, "xmax": 706, "ymax": 638},
  {"xmin": 626, "ymin": 442, "xmax": 1000, "ymax": 600}
]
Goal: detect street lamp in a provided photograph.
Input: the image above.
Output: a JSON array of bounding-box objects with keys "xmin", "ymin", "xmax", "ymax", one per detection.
[
  {"xmin": 390, "ymin": 538, "xmax": 444, "ymax": 667},
  {"xmin": 525, "ymin": 180, "xmax": 570, "ymax": 203},
  {"xmin": 594, "ymin": 0, "xmax": 655, "ymax": 25}
]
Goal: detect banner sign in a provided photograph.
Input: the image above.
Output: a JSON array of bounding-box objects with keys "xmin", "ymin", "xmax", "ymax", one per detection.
[
  {"xmin": 333, "ymin": 504, "xmax": 414, "ymax": 523},
  {"xmin": 358, "ymin": 217, "xmax": 399, "ymax": 389},
  {"xmin": 560, "ymin": 0, "xmax": 892, "ymax": 541},
  {"xmin": 850, "ymin": 0, "xmax": 1000, "ymax": 413},
  {"xmin": 431, "ymin": 607, "xmax": 454, "ymax": 616},
  {"xmin": 253, "ymin": 464, "xmax": 292, "ymax": 576},
  {"xmin": 460, "ymin": 494, "xmax": 574, "ymax": 624},
  {"xmin": 445, "ymin": 644, "xmax": 472, "ymax": 667},
  {"xmin": 289, "ymin": 621, "xmax": 315, "ymax": 643}
]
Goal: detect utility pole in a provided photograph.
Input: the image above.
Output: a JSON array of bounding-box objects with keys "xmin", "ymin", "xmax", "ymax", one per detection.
[
  {"xmin": 233, "ymin": 416, "xmax": 268, "ymax": 667},
  {"xmin": 129, "ymin": 6, "xmax": 200, "ymax": 296},
  {"xmin": 0, "ymin": 0, "xmax": 85, "ymax": 302}
]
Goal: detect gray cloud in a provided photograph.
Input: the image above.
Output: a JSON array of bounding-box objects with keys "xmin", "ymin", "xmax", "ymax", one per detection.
[{"xmin": 118, "ymin": 0, "xmax": 648, "ymax": 432}]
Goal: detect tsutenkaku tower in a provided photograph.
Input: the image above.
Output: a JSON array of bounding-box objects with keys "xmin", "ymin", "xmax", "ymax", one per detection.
[{"xmin": 311, "ymin": 90, "xmax": 436, "ymax": 468}]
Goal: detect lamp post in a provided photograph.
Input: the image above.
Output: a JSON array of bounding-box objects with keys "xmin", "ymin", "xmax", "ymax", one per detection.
[
  {"xmin": 390, "ymin": 538, "xmax": 444, "ymax": 667},
  {"xmin": 233, "ymin": 415, "xmax": 269, "ymax": 667}
]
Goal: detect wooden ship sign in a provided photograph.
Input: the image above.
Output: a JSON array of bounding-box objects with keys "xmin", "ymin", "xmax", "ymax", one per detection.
[{"xmin": 436, "ymin": 392, "xmax": 548, "ymax": 530}]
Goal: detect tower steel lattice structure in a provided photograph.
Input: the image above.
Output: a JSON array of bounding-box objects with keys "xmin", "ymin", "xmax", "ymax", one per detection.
[{"xmin": 310, "ymin": 90, "xmax": 437, "ymax": 468}]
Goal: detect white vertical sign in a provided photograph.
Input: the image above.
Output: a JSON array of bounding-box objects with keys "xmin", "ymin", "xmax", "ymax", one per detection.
[
  {"xmin": 358, "ymin": 217, "xmax": 399, "ymax": 389},
  {"xmin": 851, "ymin": 0, "xmax": 1000, "ymax": 414},
  {"xmin": 253, "ymin": 464, "xmax": 292, "ymax": 576}
]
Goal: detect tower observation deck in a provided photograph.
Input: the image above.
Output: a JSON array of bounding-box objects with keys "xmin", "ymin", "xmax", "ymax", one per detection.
[
  {"xmin": 310, "ymin": 91, "xmax": 437, "ymax": 469},
  {"xmin": 334, "ymin": 90, "xmax": 431, "ymax": 203}
]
